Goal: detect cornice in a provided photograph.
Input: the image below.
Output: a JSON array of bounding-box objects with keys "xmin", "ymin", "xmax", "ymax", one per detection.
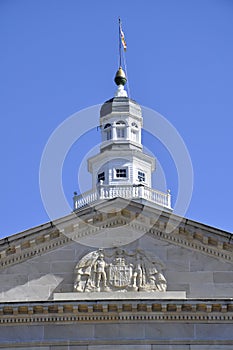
[
  {"xmin": 0, "ymin": 204, "xmax": 232, "ymax": 270},
  {"xmin": 0, "ymin": 229, "xmax": 71, "ymax": 269},
  {"xmin": 0, "ymin": 299, "xmax": 233, "ymax": 325},
  {"xmin": 148, "ymin": 224, "xmax": 233, "ymax": 262}
]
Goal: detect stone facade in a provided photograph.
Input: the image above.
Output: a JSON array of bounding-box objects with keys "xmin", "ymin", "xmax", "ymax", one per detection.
[
  {"xmin": 0, "ymin": 199, "xmax": 233, "ymax": 348},
  {"xmin": 1, "ymin": 232, "xmax": 233, "ymax": 302}
]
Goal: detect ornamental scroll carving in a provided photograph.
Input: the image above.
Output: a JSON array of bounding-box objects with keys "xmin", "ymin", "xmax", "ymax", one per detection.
[{"xmin": 73, "ymin": 248, "xmax": 167, "ymax": 293}]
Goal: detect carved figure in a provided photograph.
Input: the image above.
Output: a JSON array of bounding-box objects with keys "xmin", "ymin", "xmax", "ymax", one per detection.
[
  {"xmin": 73, "ymin": 248, "xmax": 167, "ymax": 293},
  {"xmin": 132, "ymin": 257, "xmax": 143, "ymax": 289},
  {"xmin": 74, "ymin": 251, "xmax": 99, "ymax": 292},
  {"xmin": 154, "ymin": 272, "xmax": 167, "ymax": 292},
  {"xmin": 94, "ymin": 253, "xmax": 107, "ymax": 289}
]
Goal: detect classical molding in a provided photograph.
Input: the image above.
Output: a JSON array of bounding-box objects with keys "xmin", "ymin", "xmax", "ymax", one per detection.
[
  {"xmin": 0, "ymin": 230, "xmax": 71, "ymax": 269},
  {"xmin": 0, "ymin": 340, "xmax": 233, "ymax": 349},
  {"xmin": 0, "ymin": 206, "xmax": 232, "ymax": 270},
  {"xmin": 54, "ymin": 291, "xmax": 186, "ymax": 300},
  {"xmin": 148, "ymin": 225, "xmax": 233, "ymax": 262},
  {"xmin": 0, "ymin": 300, "xmax": 233, "ymax": 325}
]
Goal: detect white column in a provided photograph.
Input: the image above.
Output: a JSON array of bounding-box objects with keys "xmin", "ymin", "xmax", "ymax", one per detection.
[
  {"xmin": 138, "ymin": 128, "xmax": 142, "ymax": 144},
  {"xmin": 112, "ymin": 123, "xmax": 117, "ymax": 140},
  {"xmin": 126, "ymin": 125, "xmax": 130, "ymax": 140},
  {"xmin": 167, "ymin": 189, "xmax": 171, "ymax": 208}
]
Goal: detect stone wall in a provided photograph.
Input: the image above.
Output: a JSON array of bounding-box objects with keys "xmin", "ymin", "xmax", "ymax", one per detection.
[
  {"xmin": 0, "ymin": 233, "xmax": 233, "ymax": 301},
  {"xmin": 0, "ymin": 321, "xmax": 233, "ymax": 349}
]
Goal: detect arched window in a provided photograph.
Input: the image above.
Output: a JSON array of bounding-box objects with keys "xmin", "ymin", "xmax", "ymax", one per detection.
[
  {"xmin": 104, "ymin": 123, "xmax": 112, "ymax": 140},
  {"xmin": 116, "ymin": 120, "xmax": 126, "ymax": 138},
  {"xmin": 131, "ymin": 122, "xmax": 139, "ymax": 142}
]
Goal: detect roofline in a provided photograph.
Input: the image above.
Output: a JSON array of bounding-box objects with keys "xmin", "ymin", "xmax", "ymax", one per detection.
[{"xmin": 0, "ymin": 197, "xmax": 232, "ymax": 248}]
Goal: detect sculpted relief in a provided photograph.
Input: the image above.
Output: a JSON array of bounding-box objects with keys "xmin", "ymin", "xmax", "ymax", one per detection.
[{"xmin": 74, "ymin": 248, "xmax": 167, "ymax": 293}]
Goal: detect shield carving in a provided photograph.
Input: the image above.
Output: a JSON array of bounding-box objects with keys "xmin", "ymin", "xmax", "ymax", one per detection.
[{"xmin": 108, "ymin": 259, "xmax": 132, "ymax": 288}]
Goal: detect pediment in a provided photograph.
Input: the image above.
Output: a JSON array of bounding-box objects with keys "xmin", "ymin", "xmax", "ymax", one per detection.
[
  {"xmin": 0, "ymin": 199, "xmax": 233, "ymax": 302},
  {"xmin": 0, "ymin": 198, "xmax": 232, "ymax": 269}
]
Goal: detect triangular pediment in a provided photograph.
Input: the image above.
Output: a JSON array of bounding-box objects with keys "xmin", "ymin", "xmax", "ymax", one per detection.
[{"xmin": 0, "ymin": 198, "xmax": 232, "ymax": 302}]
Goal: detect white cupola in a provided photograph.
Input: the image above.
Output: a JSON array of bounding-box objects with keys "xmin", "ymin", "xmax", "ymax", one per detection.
[
  {"xmin": 88, "ymin": 67, "xmax": 155, "ymax": 190},
  {"xmin": 73, "ymin": 67, "xmax": 171, "ymax": 211}
]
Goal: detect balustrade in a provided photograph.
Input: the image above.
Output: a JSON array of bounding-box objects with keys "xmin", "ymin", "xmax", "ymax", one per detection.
[{"xmin": 73, "ymin": 185, "xmax": 171, "ymax": 210}]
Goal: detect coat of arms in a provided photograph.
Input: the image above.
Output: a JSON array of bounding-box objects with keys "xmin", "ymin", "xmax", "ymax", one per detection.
[
  {"xmin": 74, "ymin": 248, "xmax": 167, "ymax": 293},
  {"xmin": 108, "ymin": 257, "xmax": 132, "ymax": 288}
]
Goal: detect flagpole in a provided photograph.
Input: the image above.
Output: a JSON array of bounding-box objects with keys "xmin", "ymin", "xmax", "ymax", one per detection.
[
  {"xmin": 117, "ymin": 18, "xmax": 130, "ymax": 97},
  {"xmin": 118, "ymin": 17, "xmax": 122, "ymax": 67}
]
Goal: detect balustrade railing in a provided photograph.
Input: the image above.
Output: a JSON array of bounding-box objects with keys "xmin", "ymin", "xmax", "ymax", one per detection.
[{"xmin": 73, "ymin": 184, "xmax": 171, "ymax": 211}]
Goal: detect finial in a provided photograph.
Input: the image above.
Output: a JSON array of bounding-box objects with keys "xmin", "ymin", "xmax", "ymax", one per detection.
[
  {"xmin": 114, "ymin": 67, "xmax": 127, "ymax": 86},
  {"xmin": 114, "ymin": 67, "xmax": 128, "ymax": 97}
]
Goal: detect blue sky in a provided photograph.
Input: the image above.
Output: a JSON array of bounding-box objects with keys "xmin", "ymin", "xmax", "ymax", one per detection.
[{"xmin": 1, "ymin": 0, "xmax": 233, "ymax": 237}]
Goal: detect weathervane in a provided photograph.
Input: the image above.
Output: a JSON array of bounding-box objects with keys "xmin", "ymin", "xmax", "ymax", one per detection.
[
  {"xmin": 117, "ymin": 18, "xmax": 130, "ymax": 97},
  {"xmin": 118, "ymin": 17, "xmax": 127, "ymax": 67}
]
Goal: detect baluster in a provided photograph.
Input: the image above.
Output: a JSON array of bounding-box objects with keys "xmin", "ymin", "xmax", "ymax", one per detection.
[{"xmin": 167, "ymin": 189, "xmax": 171, "ymax": 208}]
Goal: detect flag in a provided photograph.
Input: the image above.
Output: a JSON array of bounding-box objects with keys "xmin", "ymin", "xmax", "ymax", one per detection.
[{"xmin": 120, "ymin": 22, "xmax": 127, "ymax": 51}]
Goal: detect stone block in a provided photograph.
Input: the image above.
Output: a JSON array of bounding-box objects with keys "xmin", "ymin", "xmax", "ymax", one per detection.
[
  {"xmin": 51, "ymin": 261, "xmax": 76, "ymax": 273},
  {"xmin": 1, "ymin": 261, "xmax": 50, "ymax": 275},
  {"xmin": 213, "ymin": 283, "xmax": 233, "ymax": 296},
  {"xmin": 24, "ymin": 274, "xmax": 63, "ymax": 300},
  {"xmin": 0, "ymin": 274, "xmax": 28, "ymax": 292},
  {"xmin": 139, "ymin": 236, "xmax": 169, "ymax": 261},
  {"xmin": 145, "ymin": 323, "xmax": 194, "ymax": 340},
  {"xmin": 166, "ymin": 283, "xmax": 190, "ymax": 295},
  {"xmin": 190, "ymin": 283, "xmax": 233, "ymax": 298},
  {"xmin": 190, "ymin": 346, "xmax": 233, "ymax": 350},
  {"xmin": 54, "ymin": 283, "xmax": 73, "ymax": 293},
  {"xmin": 189, "ymin": 283, "xmax": 215, "ymax": 298},
  {"xmin": 213, "ymin": 272, "xmax": 233, "ymax": 283},
  {"xmin": 40, "ymin": 248, "xmax": 76, "ymax": 262},
  {"xmin": 0, "ymin": 348, "xmax": 49, "ymax": 350},
  {"xmin": 44, "ymin": 324, "xmax": 94, "ymax": 340},
  {"xmin": 165, "ymin": 271, "xmax": 213, "ymax": 284},
  {"xmin": 75, "ymin": 246, "xmax": 92, "ymax": 259},
  {"xmin": 51, "ymin": 346, "xmax": 88, "ymax": 350},
  {"xmin": 1, "ymin": 283, "xmax": 51, "ymax": 302},
  {"xmin": 89, "ymin": 346, "xmax": 151, "ymax": 350},
  {"xmin": 94, "ymin": 323, "xmax": 119, "ymax": 339},
  {"xmin": 167, "ymin": 245, "xmax": 188, "ymax": 258},
  {"xmin": 28, "ymin": 274, "xmax": 62, "ymax": 286},
  {"xmin": 166, "ymin": 260, "xmax": 190, "ymax": 272},
  {"xmin": 195, "ymin": 323, "xmax": 233, "ymax": 339},
  {"xmin": 118, "ymin": 323, "xmax": 145, "ymax": 338},
  {"xmin": 56, "ymin": 273, "xmax": 73, "ymax": 283},
  {"xmin": 190, "ymin": 252, "xmax": 233, "ymax": 272},
  {"xmin": 0, "ymin": 325, "xmax": 44, "ymax": 341},
  {"xmin": 152, "ymin": 346, "xmax": 190, "ymax": 350}
]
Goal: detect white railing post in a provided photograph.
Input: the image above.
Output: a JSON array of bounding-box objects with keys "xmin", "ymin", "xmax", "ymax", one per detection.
[
  {"xmin": 98, "ymin": 180, "xmax": 105, "ymax": 199},
  {"xmin": 138, "ymin": 184, "xmax": 144, "ymax": 199},
  {"xmin": 167, "ymin": 189, "xmax": 171, "ymax": 208},
  {"xmin": 73, "ymin": 184, "xmax": 172, "ymax": 211}
]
